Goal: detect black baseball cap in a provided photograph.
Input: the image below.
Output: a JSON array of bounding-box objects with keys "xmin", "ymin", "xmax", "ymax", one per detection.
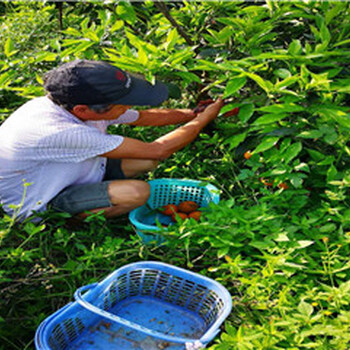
[{"xmin": 43, "ymin": 59, "xmax": 169, "ymax": 106}]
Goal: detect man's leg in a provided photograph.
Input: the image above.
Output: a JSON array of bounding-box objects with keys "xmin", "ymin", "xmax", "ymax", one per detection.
[
  {"xmin": 50, "ymin": 159, "xmax": 156, "ymax": 219},
  {"xmin": 78, "ymin": 159, "xmax": 157, "ymax": 218},
  {"xmin": 82, "ymin": 159, "xmax": 158, "ymax": 218},
  {"xmin": 121, "ymin": 159, "xmax": 159, "ymax": 178},
  {"xmin": 77, "ymin": 179, "xmax": 150, "ymax": 219}
]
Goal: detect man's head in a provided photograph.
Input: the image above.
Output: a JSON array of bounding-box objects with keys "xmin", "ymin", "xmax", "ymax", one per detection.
[{"xmin": 43, "ymin": 60, "xmax": 168, "ymax": 117}]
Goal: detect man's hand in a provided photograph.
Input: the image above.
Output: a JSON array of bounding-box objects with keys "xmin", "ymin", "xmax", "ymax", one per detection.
[
  {"xmin": 193, "ymin": 98, "xmax": 239, "ymax": 117},
  {"xmin": 193, "ymin": 99, "xmax": 215, "ymax": 114},
  {"xmin": 197, "ymin": 98, "xmax": 225, "ymax": 122}
]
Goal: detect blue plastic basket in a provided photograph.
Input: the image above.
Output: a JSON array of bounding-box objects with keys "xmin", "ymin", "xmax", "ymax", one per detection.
[
  {"xmin": 35, "ymin": 261, "xmax": 232, "ymax": 350},
  {"xmin": 129, "ymin": 179, "xmax": 220, "ymax": 244}
]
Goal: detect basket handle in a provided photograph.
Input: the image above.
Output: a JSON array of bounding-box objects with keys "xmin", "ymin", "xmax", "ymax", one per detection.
[{"xmin": 74, "ymin": 283, "xmax": 203, "ymax": 345}]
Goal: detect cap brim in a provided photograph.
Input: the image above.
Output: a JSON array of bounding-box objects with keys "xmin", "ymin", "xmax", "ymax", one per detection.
[{"xmin": 112, "ymin": 75, "xmax": 169, "ymax": 107}]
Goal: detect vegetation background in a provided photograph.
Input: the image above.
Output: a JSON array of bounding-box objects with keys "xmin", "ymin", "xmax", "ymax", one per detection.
[{"xmin": 0, "ymin": 1, "xmax": 350, "ymax": 349}]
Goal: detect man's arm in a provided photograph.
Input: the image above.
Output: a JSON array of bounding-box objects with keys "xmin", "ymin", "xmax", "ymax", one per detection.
[
  {"xmin": 101, "ymin": 99, "xmax": 224, "ymax": 160},
  {"xmin": 128, "ymin": 108, "xmax": 196, "ymax": 126}
]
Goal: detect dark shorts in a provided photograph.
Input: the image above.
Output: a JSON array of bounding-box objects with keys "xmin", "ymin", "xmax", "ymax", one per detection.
[{"xmin": 48, "ymin": 159, "xmax": 126, "ymax": 215}]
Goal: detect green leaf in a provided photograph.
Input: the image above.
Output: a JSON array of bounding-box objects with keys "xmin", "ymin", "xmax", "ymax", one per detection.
[
  {"xmin": 224, "ymin": 132, "xmax": 247, "ymax": 150},
  {"xmin": 290, "ymin": 175, "xmax": 304, "ymax": 188},
  {"xmin": 137, "ymin": 47, "xmax": 148, "ymax": 65},
  {"xmin": 297, "ymin": 240, "xmax": 314, "ymax": 249},
  {"xmin": 0, "ymin": 71, "xmax": 15, "ymax": 88},
  {"xmin": 193, "ymin": 59, "xmax": 224, "ymax": 71},
  {"xmin": 320, "ymin": 22, "xmax": 331, "ymax": 46},
  {"xmin": 238, "ymin": 103, "xmax": 254, "ymax": 124},
  {"xmin": 294, "ymin": 162, "xmax": 310, "ymax": 172},
  {"xmin": 110, "ymin": 20, "xmax": 124, "ymax": 32},
  {"xmin": 252, "ymin": 113, "xmax": 287, "ymax": 125},
  {"xmin": 325, "ymin": 3, "xmax": 347, "ymax": 25},
  {"xmin": 125, "ymin": 30, "xmax": 145, "ymax": 50},
  {"xmin": 259, "ymin": 103, "xmax": 304, "ymax": 114},
  {"xmin": 63, "ymin": 27, "xmax": 81, "ymax": 37},
  {"xmin": 307, "ymin": 149, "xmax": 325, "ymax": 162},
  {"xmin": 60, "ymin": 41, "xmax": 95, "ymax": 58},
  {"xmin": 297, "ymin": 301, "xmax": 314, "ymax": 317},
  {"xmin": 288, "ymin": 40, "xmax": 303, "ymax": 55},
  {"xmin": 35, "ymin": 52, "xmax": 58, "ymax": 63},
  {"xmin": 174, "ymin": 72, "xmax": 202, "ymax": 84},
  {"xmin": 317, "ymin": 108, "xmax": 350, "ymax": 129},
  {"xmin": 164, "ymin": 28, "xmax": 179, "ymax": 51},
  {"xmin": 334, "ymin": 38, "xmax": 350, "ymax": 48},
  {"xmin": 249, "ymin": 240, "xmax": 274, "ymax": 250},
  {"xmin": 274, "ymin": 69, "xmax": 291, "ymax": 79},
  {"xmin": 4, "ymin": 38, "xmax": 15, "ymax": 57},
  {"xmin": 117, "ymin": 1, "xmax": 136, "ymax": 24},
  {"xmin": 327, "ymin": 164, "xmax": 337, "ymax": 182},
  {"xmin": 254, "ymin": 136, "xmax": 279, "ymax": 153},
  {"xmin": 167, "ymin": 48, "xmax": 195, "ymax": 66},
  {"xmin": 223, "ymin": 77, "xmax": 247, "ymax": 98},
  {"xmin": 217, "ymin": 26, "xmax": 233, "ymax": 43},
  {"xmin": 283, "ymin": 142, "xmax": 302, "ymax": 164},
  {"xmin": 217, "ymin": 246, "xmax": 229, "ymax": 258},
  {"xmin": 245, "ymin": 72, "xmax": 273, "ymax": 93},
  {"xmin": 318, "ymin": 155, "xmax": 335, "ymax": 166},
  {"xmin": 275, "ymin": 76, "xmax": 299, "ymax": 90},
  {"xmin": 320, "ymin": 223, "xmax": 336, "ymax": 233},
  {"xmin": 298, "ymin": 130, "xmax": 323, "ymax": 139}
]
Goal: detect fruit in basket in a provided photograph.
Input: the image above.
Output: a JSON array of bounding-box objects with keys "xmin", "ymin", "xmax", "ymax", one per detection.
[
  {"xmin": 161, "ymin": 204, "xmax": 178, "ymax": 216},
  {"xmin": 171, "ymin": 212, "xmax": 188, "ymax": 222},
  {"xmin": 188, "ymin": 211, "xmax": 201, "ymax": 221},
  {"xmin": 177, "ymin": 201, "xmax": 198, "ymax": 213}
]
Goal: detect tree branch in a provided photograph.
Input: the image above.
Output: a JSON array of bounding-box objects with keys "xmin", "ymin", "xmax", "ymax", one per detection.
[{"xmin": 153, "ymin": 1, "xmax": 194, "ymax": 46}]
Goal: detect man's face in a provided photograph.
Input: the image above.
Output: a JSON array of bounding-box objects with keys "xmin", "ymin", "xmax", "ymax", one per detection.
[
  {"xmin": 92, "ymin": 104, "xmax": 131, "ymax": 120},
  {"xmin": 72, "ymin": 104, "xmax": 131, "ymax": 121}
]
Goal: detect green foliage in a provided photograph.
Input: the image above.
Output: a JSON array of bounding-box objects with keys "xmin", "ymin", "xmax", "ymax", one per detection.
[{"xmin": 0, "ymin": 1, "xmax": 350, "ymax": 349}]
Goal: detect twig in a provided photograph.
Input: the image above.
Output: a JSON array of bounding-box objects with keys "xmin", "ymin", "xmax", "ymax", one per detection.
[
  {"xmin": 56, "ymin": 2, "xmax": 63, "ymax": 31},
  {"xmin": 153, "ymin": 1, "xmax": 194, "ymax": 46}
]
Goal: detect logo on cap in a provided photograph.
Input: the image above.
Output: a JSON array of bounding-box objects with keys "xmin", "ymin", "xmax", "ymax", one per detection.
[{"xmin": 116, "ymin": 70, "xmax": 127, "ymax": 82}]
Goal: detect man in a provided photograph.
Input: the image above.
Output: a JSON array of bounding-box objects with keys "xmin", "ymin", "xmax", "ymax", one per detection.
[{"xmin": 0, "ymin": 60, "xmax": 224, "ymax": 221}]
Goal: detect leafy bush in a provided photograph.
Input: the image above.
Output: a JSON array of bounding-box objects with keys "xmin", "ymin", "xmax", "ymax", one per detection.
[{"xmin": 0, "ymin": 1, "xmax": 349, "ymax": 349}]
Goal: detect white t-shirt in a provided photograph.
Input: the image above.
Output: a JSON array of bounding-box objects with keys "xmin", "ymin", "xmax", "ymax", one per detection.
[{"xmin": 0, "ymin": 96, "xmax": 139, "ymax": 220}]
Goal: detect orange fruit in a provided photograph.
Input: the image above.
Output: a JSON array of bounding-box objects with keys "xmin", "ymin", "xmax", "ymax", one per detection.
[
  {"xmin": 188, "ymin": 211, "xmax": 201, "ymax": 221},
  {"xmin": 278, "ymin": 182, "xmax": 289, "ymax": 190},
  {"xmin": 260, "ymin": 178, "xmax": 274, "ymax": 187},
  {"xmin": 178, "ymin": 201, "xmax": 198, "ymax": 214},
  {"xmin": 171, "ymin": 212, "xmax": 188, "ymax": 222},
  {"xmin": 161, "ymin": 204, "xmax": 178, "ymax": 216},
  {"xmin": 223, "ymin": 107, "xmax": 240, "ymax": 117},
  {"xmin": 244, "ymin": 151, "xmax": 252, "ymax": 160}
]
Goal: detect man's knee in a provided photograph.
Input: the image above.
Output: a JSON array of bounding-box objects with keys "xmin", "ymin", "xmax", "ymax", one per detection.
[
  {"xmin": 146, "ymin": 160, "xmax": 159, "ymax": 172},
  {"xmin": 130, "ymin": 181, "xmax": 150, "ymax": 205},
  {"xmin": 121, "ymin": 159, "xmax": 159, "ymax": 178},
  {"xmin": 108, "ymin": 180, "xmax": 150, "ymax": 206}
]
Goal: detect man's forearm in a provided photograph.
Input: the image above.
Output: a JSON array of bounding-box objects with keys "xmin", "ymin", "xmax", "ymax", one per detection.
[
  {"xmin": 101, "ymin": 99, "xmax": 223, "ymax": 161},
  {"xmin": 151, "ymin": 108, "xmax": 219, "ymax": 160},
  {"xmin": 134, "ymin": 109, "xmax": 196, "ymax": 126}
]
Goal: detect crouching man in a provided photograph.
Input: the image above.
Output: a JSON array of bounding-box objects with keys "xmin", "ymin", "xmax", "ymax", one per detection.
[{"xmin": 0, "ymin": 60, "xmax": 224, "ymax": 221}]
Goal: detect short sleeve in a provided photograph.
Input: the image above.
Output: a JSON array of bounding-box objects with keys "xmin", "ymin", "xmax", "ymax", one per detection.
[
  {"xmin": 110, "ymin": 109, "xmax": 139, "ymax": 125},
  {"xmin": 29, "ymin": 124, "xmax": 124, "ymax": 163}
]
